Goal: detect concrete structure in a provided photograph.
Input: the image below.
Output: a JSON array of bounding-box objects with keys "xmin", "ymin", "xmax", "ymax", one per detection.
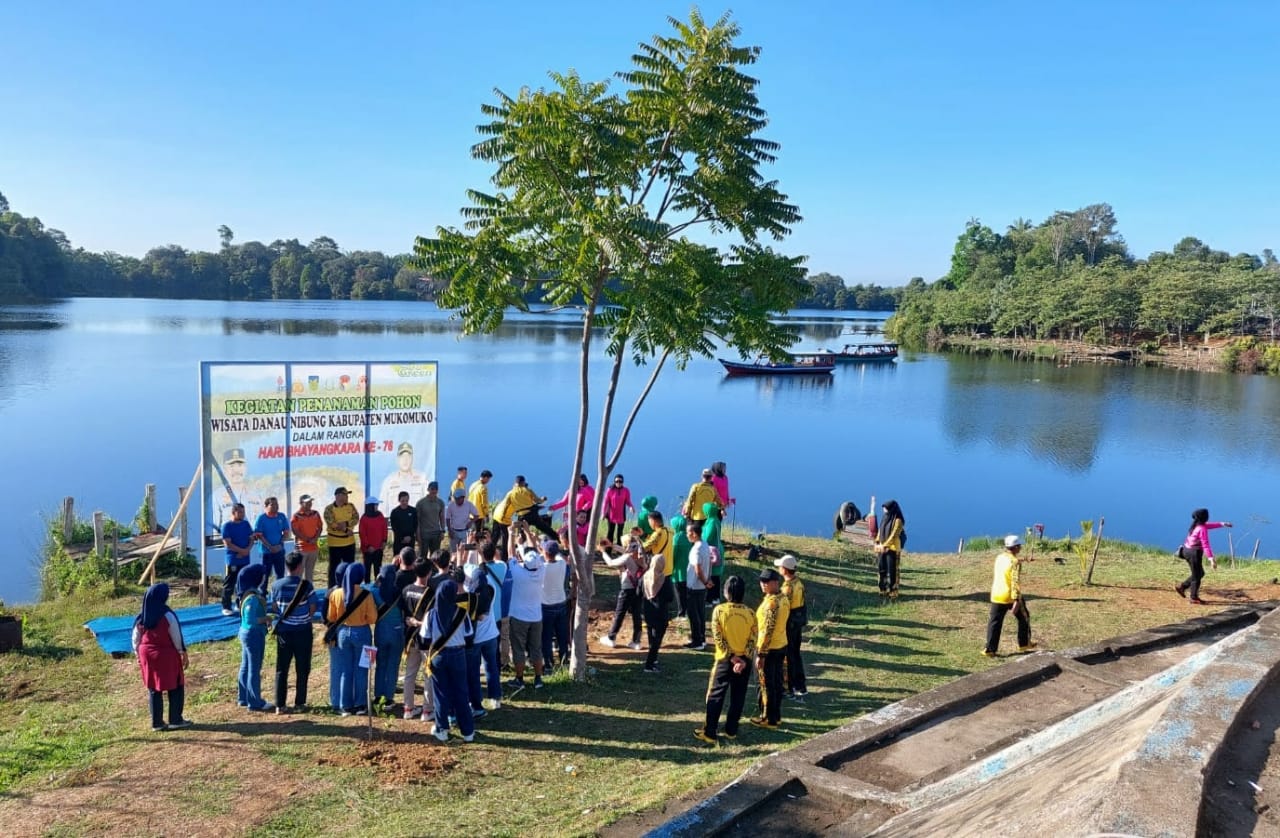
[{"xmin": 641, "ymin": 603, "xmax": 1280, "ymax": 837}]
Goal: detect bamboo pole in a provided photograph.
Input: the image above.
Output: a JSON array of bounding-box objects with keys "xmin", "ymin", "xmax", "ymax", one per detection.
[
  {"xmin": 112, "ymin": 527, "xmax": 120, "ymax": 592},
  {"xmin": 93, "ymin": 511, "xmax": 105, "ymax": 557},
  {"xmin": 1085, "ymin": 516, "xmax": 1105, "ymax": 586},
  {"xmin": 62, "ymin": 497, "xmax": 75, "ymax": 544},
  {"xmin": 1228, "ymin": 531, "xmax": 1235, "ymax": 569},
  {"xmin": 144, "ymin": 484, "xmax": 157, "ymax": 532},
  {"xmin": 137, "ymin": 464, "xmax": 202, "ymax": 585},
  {"xmin": 178, "ymin": 486, "xmax": 189, "ymax": 557},
  {"xmin": 1253, "ymin": 539, "xmax": 1261, "ymax": 560}
]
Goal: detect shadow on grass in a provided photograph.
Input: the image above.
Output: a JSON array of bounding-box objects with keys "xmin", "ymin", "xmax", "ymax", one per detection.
[{"xmin": 11, "ymin": 643, "xmax": 82, "ymax": 662}]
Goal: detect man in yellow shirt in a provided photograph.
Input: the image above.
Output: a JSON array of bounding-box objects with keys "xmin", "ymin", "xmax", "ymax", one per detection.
[
  {"xmin": 695, "ymin": 575, "xmax": 756, "ymax": 745},
  {"xmin": 468, "ymin": 469, "xmax": 493, "ymax": 533},
  {"xmin": 322, "ymin": 487, "xmax": 358, "ymax": 589},
  {"xmin": 682, "ymin": 469, "xmax": 722, "ymax": 534},
  {"xmin": 775, "ymin": 555, "xmax": 808, "ymax": 699},
  {"xmin": 640, "ymin": 511, "xmax": 674, "ymax": 673},
  {"xmin": 751, "ymin": 567, "xmax": 790, "ymax": 729},
  {"xmin": 984, "ymin": 534, "xmax": 1034, "ymax": 657},
  {"xmin": 450, "ymin": 465, "xmax": 468, "ymax": 497},
  {"xmin": 492, "ymin": 475, "xmax": 546, "ymax": 547}
]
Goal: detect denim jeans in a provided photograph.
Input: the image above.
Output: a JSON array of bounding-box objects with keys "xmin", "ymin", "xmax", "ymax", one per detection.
[
  {"xmin": 541, "ymin": 601, "xmax": 569, "ymax": 667},
  {"xmin": 464, "ymin": 637, "xmax": 502, "ymax": 707},
  {"xmin": 374, "ymin": 612, "xmax": 405, "ymax": 705},
  {"xmin": 333, "ymin": 624, "xmax": 372, "ymax": 711},
  {"xmin": 430, "ymin": 647, "xmax": 474, "ymax": 736},
  {"xmin": 237, "ymin": 627, "xmax": 268, "ymax": 709}
]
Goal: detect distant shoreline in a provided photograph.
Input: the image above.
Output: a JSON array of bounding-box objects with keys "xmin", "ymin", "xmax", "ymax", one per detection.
[{"xmin": 937, "ymin": 335, "xmax": 1227, "ymax": 374}]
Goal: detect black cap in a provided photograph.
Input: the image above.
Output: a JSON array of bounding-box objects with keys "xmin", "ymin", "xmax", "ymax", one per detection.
[{"xmin": 758, "ymin": 567, "xmax": 781, "ymax": 584}]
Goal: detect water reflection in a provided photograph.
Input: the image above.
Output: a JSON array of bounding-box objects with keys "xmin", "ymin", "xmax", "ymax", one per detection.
[
  {"xmin": 718, "ymin": 371, "xmax": 834, "ymax": 406},
  {"xmin": 943, "ymin": 357, "xmax": 1105, "ymax": 471}
]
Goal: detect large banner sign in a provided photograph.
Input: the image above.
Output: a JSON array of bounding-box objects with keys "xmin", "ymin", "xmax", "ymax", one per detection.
[{"xmin": 199, "ymin": 361, "xmax": 437, "ymax": 536}]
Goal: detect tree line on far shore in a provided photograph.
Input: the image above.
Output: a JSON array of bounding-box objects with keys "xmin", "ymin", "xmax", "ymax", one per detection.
[
  {"xmin": 0, "ymin": 192, "xmax": 431, "ymax": 302},
  {"xmin": 887, "ymin": 203, "xmax": 1280, "ymax": 369},
  {"xmin": 0, "ymin": 191, "xmax": 889, "ymax": 311}
]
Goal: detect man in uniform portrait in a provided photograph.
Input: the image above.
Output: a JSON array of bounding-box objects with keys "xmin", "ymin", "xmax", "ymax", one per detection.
[{"xmin": 379, "ymin": 441, "xmax": 431, "ymax": 509}]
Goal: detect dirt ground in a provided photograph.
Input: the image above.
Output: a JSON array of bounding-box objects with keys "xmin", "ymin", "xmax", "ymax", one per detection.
[{"xmin": 0, "ymin": 738, "xmax": 304, "ymax": 838}]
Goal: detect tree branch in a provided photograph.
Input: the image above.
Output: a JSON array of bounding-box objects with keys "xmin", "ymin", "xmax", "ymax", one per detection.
[{"xmin": 606, "ymin": 347, "xmax": 670, "ymax": 470}]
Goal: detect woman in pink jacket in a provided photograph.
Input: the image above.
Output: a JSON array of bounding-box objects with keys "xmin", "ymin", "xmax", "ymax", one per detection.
[
  {"xmin": 1176, "ymin": 508, "xmax": 1232, "ymax": 604},
  {"xmin": 550, "ymin": 474, "xmax": 594, "ymax": 525},
  {"xmin": 602, "ymin": 474, "xmax": 636, "ymax": 544}
]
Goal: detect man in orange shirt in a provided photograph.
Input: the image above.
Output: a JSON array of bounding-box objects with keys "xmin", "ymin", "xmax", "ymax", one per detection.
[{"xmin": 290, "ymin": 495, "xmax": 324, "ymax": 584}]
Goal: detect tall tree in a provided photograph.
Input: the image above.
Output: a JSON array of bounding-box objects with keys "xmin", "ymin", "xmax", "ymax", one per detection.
[
  {"xmin": 217, "ymin": 225, "xmax": 234, "ymax": 250},
  {"xmin": 413, "ymin": 10, "xmax": 807, "ymax": 680}
]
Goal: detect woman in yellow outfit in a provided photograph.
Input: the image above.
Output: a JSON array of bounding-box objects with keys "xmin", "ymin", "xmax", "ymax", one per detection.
[{"xmin": 873, "ymin": 499, "xmax": 905, "ymax": 597}]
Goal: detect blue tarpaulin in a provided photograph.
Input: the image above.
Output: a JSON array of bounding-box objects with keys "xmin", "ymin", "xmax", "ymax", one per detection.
[{"xmin": 85, "ymin": 590, "xmax": 329, "ymax": 656}]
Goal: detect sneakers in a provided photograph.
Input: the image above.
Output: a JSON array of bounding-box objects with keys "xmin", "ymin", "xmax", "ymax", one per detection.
[
  {"xmin": 749, "ymin": 717, "xmax": 779, "ymax": 729},
  {"xmin": 533, "ymin": 678, "xmax": 545, "ymax": 690},
  {"xmin": 339, "ymin": 710, "xmax": 352, "ymax": 717},
  {"xmin": 794, "ymin": 689, "xmax": 807, "ymax": 698},
  {"xmin": 683, "ymin": 642, "xmax": 705, "ymax": 650},
  {"xmin": 1174, "ymin": 583, "xmax": 1187, "ymax": 598},
  {"xmin": 221, "ymin": 608, "xmax": 234, "ymax": 617},
  {"xmin": 788, "ymin": 691, "xmax": 805, "ymax": 702},
  {"xmin": 1017, "ymin": 643, "xmax": 1039, "ymax": 653},
  {"xmin": 692, "ymin": 729, "xmax": 718, "ymax": 745},
  {"xmin": 168, "ymin": 718, "xmax": 193, "ymax": 729},
  {"xmin": 599, "ymin": 636, "xmax": 616, "ymax": 648},
  {"xmin": 471, "ymin": 707, "xmax": 487, "ymax": 720},
  {"xmin": 462, "ymin": 732, "xmax": 475, "ymax": 743},
  {"xmin": 404, "ymin": 706, "xmax": 422, "ymax": 720},
  {"xmin": 642, "ymin": 664, "xmax": 660, "ymax": 674},
  {"xmin": 981, "ymin": 650, "xmax": 997, "ymax": 658},
  {"xmin": 505, "ymin": 678, "xmax": 526, "ymax": 690},
  {"xmin": 432, "ymin": 728, "xmax": 449, "ymax": 742},
  {"xmin": 151, "ymin": 724, "xmax": 168, "ymax": 732},
  {"xmin": 251, "ymin": 702, "xmax": 275, "ymax": 712},
  {"xmin": 721, "ymin": 730, "xmax": 737, "ymax": 740},
  {"xmin": 354, "ymin": 707, "xmax": 368, "ymax": 716},
  {"xmin": 627, "ymin": 641, "xmax": 643, "ymax": 651},
  {"xmin": 1190, "ymin": 598, "xmax": 1206, "ymax": 605}
]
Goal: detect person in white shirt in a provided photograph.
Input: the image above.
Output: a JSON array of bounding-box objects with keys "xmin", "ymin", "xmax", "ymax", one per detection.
[
  {"xmin": 463, "ymin": 563, "xmax": 503, "ymax": 712},
  {"xmin": 539, "ymin": 539, "xmax": 572, "ymax": 672},
  {"xmin": 504, "ymin": 521, "xmax": 546, "ymax": 690},
  {"xmin": 444, "ymin": 488, "xmax": 480, "ymax": 550},
  {"xmin": 685, "ymin": 523, "xmax": 712, "ymax": 650}
]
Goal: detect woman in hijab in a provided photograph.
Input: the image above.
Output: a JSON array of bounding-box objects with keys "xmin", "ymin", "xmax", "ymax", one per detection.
[
  {"xmin": 326, "ymin": 562, "xmax": 378, "ymax": 714},
  {"xmin": 131, "ymin": 584, "xmax": 192, "ymax": 731},
  {"xmin": 423, "ymin": 577, "xmax": 476, "ymax": 743},
  {"xmin": 236, "ymin": 564, "xmax": 274, "ymax": 711},
  {"xmin": 1176, "ymin": 508, "xmax": 1232, "ymax": 604},
  {"xmin": 873, "ymin": 500, "xmax": 906, "ymax": 598},
  {"xmin": 372, "ymin": 561, "xmax": 407, "ymax": 710}
]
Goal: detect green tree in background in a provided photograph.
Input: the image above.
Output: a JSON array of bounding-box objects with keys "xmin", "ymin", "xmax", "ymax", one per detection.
[{"xmin": 413, "ymin": 9, "xmax": 808, "ymax": 680}]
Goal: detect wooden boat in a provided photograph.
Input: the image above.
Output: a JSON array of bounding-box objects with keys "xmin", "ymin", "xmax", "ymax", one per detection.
[
  {"xmin": 831, "ymin": 342, "xmax": 898, "ymax": 362},
  {"xmin": 719, "ymin": 351, "xmax": 835, "ymax": 376}
]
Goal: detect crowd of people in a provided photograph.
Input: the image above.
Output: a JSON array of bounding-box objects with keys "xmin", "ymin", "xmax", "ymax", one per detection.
[
  {"xmin": 139, "ymin": 462, "xmax": 822, "ymax": 743},
  {"xmin": 137, "ymin": 475, "xmax": 1230, "ymax": 746}
]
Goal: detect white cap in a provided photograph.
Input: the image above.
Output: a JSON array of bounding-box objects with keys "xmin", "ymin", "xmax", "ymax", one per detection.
[
  {"xmin": 773, "ymin": 555, "xmax": 798, "ymax": 570},
  {"xmin": 1004, "ymin": 534, "xmax": 1023, "ymax": 548}
]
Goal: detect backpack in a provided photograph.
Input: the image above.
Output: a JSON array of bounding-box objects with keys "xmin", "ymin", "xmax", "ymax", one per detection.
[{"xmin": 900, "ymin": 528, "xmax": 907, "ymax": 549}]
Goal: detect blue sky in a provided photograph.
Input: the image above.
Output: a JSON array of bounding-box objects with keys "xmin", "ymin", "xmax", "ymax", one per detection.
[{"xmin": 2, "ymin": 1, "xmax": 1277, "ymax": 284}]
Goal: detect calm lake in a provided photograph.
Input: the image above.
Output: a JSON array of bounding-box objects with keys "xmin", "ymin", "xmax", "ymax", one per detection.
[{"xmin": 2, "ymin": 298, "xmax": 1278, "ymax": 604}]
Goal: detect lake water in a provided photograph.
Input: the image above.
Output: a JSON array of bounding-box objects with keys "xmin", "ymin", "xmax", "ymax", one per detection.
[{"xmin": 2, "ymin": 298, "xmax": 1278, "ymax": 604}]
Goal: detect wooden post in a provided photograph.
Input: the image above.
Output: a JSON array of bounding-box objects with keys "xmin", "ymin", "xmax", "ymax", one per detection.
[
  {"xmin": 62, "ymin": 497, "xmax": 75, "ymax": 544},
  {"xmin": 113, "ymin": 527, "xmax": 120, "ymax": 591},
  {"xmin": 1085, "ymin": 516, "xmax": 1106, "ymax": 586},
  {"xmin": 957, "ymin": 538, "xmax": 964, "ymax": 555},
  {"xmin": 178, "ymin": 486, "xmax": 189, "ymax": 557},
  {"xmin": 93, "ymin": 511, "xmax": 105, "ymax": 557},
  {"xmin": 138, "ymin": 464, "xmax": 201, "ymax": 585},
  {"xmin": 1228, "ymin": 531, "xmax": 1235, "ymax": 568},
  {"xmin": 144, "ymin": 484, "xmax": 157, "ymax": 533}
]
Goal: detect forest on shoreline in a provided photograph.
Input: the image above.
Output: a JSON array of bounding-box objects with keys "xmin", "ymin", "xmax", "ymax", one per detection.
[
  {"xmin": 0, "ymin": 191, "xmax": 892, "ymax": 310},
  {"xmin": 886, "ymin": 203, "xmax": 1280, "ymax": 373}
]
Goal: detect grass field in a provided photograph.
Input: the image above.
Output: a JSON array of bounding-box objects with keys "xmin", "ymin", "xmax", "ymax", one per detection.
[{"xmin": 2, "ymin": 533, "xmax": 1277, "ymax": 837}]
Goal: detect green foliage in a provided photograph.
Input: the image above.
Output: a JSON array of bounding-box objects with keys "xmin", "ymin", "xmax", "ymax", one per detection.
[
  {"xmin": 893, "ymin": 205, "xmax": 1280, "ymax": 355},
  {"xmin": 0, "ymin": 203, "xmax": 424, "ymax": 302}
]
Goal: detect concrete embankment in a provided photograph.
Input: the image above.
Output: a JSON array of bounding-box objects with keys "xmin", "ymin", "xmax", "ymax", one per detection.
[{"xmin": 636, "ymin": 603, "xmax": 1280, "ymax": 837}]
